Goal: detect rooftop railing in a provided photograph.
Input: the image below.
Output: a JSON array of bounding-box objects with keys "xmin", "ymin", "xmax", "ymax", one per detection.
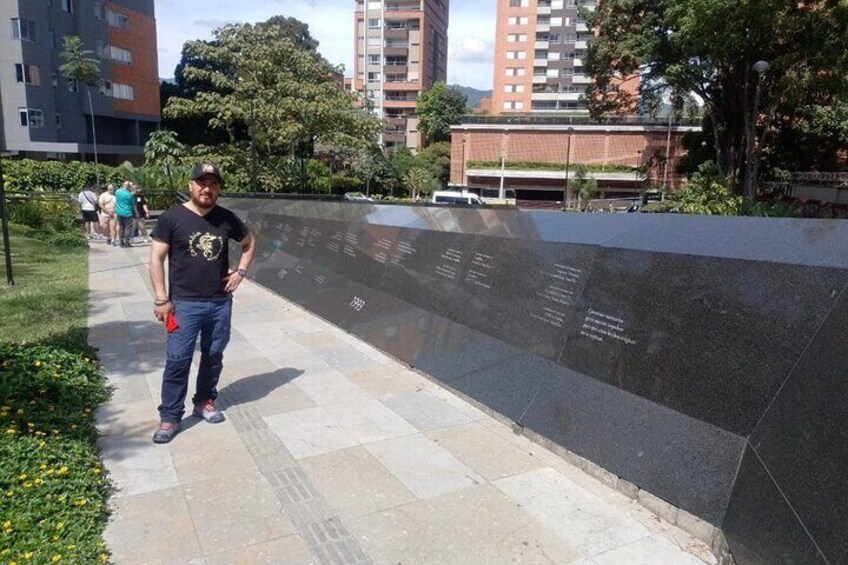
[{"xmin": 458, "ymin": 114, "xmax": 702, "ymax": 127}]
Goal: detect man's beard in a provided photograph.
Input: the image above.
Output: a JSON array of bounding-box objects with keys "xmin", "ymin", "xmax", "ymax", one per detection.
[{"xmin": 190, "ymin": 191, "xmax": 217, "ymax": 210}]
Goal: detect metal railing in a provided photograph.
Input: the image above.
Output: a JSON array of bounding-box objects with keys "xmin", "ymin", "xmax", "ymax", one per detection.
[{"xmin": 458, "ymin": 114, "xmax": 702, "ymax": 127}]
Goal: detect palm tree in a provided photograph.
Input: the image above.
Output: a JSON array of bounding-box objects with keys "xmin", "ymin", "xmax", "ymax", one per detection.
[
  {"xmin": 59, "ymin": 36, "xmax": 101, "ymax": 182},
  {"xmin": 571, "ymin": 164, "xmax": 598, "ymax": 211},
  {"xmin": 144, "ymin": 130, "xmax": 186, "ymax": 191}
]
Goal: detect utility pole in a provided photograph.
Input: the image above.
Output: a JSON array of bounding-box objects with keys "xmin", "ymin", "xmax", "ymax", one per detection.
[
  {"xmin": 498, "ymin": 131, "xmax": 509, "ymax": 200},
  {"xmin": 563, "ymin": 128, "xmax": 573, "ymax": 208}
]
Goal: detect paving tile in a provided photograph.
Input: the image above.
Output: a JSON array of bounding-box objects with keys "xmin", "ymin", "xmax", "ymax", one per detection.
[
  {"xmin": 381, "ymin": 389, "xmax": 475, "ymax": 431},
  {"xmin": 588, "ymin": 535, "xmax": 713, "ymax": 565},
  {"xmin": 364, "ymin": 434, "xmax": 483, "ymax": 499},
  {"xmin": 183, "ymin": 471, "xmax": 298, "ymax": 555},
  {"xmin": 203, "ymin": 535, "xmax": 316, "ymax": 565},
  {"xmin": 300, "ymin": 446, "xmax": 416, "ymax": 521},
  {"xmin": 294, "ymin": 370, "xmax": 371, "ymax": 406},
  {"xmin": 99, "ymin": 432, "xmax": 179, "ymax": 498},
  {"xmin": 347, "ymin": 485, "xmax": 579, "ymax": 565},
  {"xmin": 425, "ymin": 422, "xmax": 546, "ymax": 481},
  {"xmin": 494, "ymin": 468, "xmax": 651, "ymax": 557},
  {"xmin": 170, "ymin": 429, "xmax": 256, "ymax": 485},
  {"xmin": 345, "ymin": 364, "xmax": 427, "ymax": 396},
  {"xmin": 104, "ymin": 486, "xmax": 202, "ymax": 563},
  {"xmin": 322, "ymin": 395, "xmax": 418, "ymax": 444},
  {"xmin": 265, "ymin": 406, "xmax": 360, "ymax": 459}
]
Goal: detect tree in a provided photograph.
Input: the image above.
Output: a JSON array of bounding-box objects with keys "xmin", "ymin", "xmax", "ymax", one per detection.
[
  {"xmin": 144, "ymin": 130, "xmax": 186, "ymax": 191},
  {"xmin": 59, "ymin": 36, "xmax": 102, "ymax": 182},
  {"xmin": 415, "ymin": 141, "xmax": 452, "ymax": 187},
  {"xmin": 585, "ymin": 0, "xmax": 848, "ymax": 196},
  {"xmin": 417, "ymin": 82, "xmax": 467, "ymax": 144},
  {"xmin": 404, "ymin": 167, "xmax": 440, "ymax": 201},
  {"xmin": 570, "ymin": 165, "xmax": 598, "ymax": 210},
  {"xmin": 163, "ymin": 22, "xmax": 382, "ymax": 192}
]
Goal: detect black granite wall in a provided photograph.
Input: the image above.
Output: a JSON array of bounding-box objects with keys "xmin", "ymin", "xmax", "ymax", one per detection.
[{"xmin": 222, "ymin": 199, "xmax": 848, "ymax": 565}]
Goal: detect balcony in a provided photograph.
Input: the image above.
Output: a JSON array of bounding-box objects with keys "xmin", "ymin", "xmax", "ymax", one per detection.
[
  {"xmin": 536, "ymin": 24, "xmax": 550, "ymax": 32},
  {"xmin": 384, "ymin": 28, "xmax": 409, "ymax": 40},
  {"xmin": 573, "ymin": 58, "xmax": 583, "ymax": 67},
  {"xmin": 534, "ymin": 59, "xmax": 549, "ymax": 66},
  {"xmin": 572, "ymin": 74, "xmax": 592, "ymax": 84},
  {"xmin": 576, "ymin": 23, "xmax": 589, "ymax": 33},
  {"xmin": 537, "ymin": 6, "xmax": 551, "ymax": 15},
  {"xmin": 534, "ymin": 40, "xmax": 549, "ymax": 49},
  {"xmin": 531, "ymin": 91, "xmax": 582, "ymax": 101},
  {"xmin": 385, "ymin": 2, "xmax": 421, "ymax": 12},
  {"xmin": 532, "ymin": 75, "xmax": 548, "ymax": 84},
  {"xmin": 575, "ymin": 40, "xmax": 588, "ymax": 50}
]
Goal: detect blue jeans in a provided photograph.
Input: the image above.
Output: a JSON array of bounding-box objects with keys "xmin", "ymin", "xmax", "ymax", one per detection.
[{"xmin": 158, "ymin": 299, "xmax": 232, "ymax": 423}]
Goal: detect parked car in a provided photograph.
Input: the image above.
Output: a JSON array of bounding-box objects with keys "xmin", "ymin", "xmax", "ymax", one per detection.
[
  {"xmin": 343, "ymin": 192, "xmax": 374, "ymax": 202},
  {"xmin": 431, "ymin": 191, "xmax": 484, "ymax": 207}
]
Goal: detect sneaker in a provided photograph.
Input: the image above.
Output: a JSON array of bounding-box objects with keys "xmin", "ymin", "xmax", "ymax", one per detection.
[
  {"xmin": 192, "ymin": 400, "xmax": 225, "ymax": 423},
  {"xmin": 152, "ymin": 422, "xmax": 181, "ymax": 443},
  {"xmin": 106, "ymin": 239, "xmax": 112, "ymax": 245},
  {"xmin": 112, "ymin": 241, "xmax": 119, "ymax": 247}
]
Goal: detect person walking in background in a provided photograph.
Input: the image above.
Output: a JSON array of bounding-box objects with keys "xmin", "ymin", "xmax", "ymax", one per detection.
[
  {"xmin": 115, "ymin": 181, "xmax": 135, "ymax": 247},
  {"xmin": 98, "ymin": 184, "xmax": 118, "ymax": 246},
  {"xmin": 149, "ymin": 163, "xmax": 255, "ymax": 443},
  {"xmin": 132, "ymin": 184, "xmax": 151, "ymax": 244},
  {"xmin": 78, "ymin": 185, "xmax": 102, "ymax": 241}
]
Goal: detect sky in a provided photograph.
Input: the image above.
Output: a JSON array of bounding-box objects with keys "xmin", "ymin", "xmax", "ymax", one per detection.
[{"xmin": 154, "ymin": 0, "xmax": 496, "ymax": 91}]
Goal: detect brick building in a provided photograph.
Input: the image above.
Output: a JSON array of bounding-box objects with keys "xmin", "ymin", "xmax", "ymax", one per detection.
[
  {"xmin": 0, "ymin": 0, "xmax": 160, "ymax": 162},
  {"xmin": 450, "ymin": 115, "xmax": 700, "ymax": 206}
]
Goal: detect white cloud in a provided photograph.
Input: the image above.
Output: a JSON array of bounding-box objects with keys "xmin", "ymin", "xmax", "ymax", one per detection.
[{"xmin": 450, "ymin": 36, "xmax": 493, "ymax": 64}]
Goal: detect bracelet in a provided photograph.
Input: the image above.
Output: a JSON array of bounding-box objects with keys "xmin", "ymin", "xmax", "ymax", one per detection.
[{"xmin": 154, "ymin": 298, "xmax": 170, "ymax": 306}]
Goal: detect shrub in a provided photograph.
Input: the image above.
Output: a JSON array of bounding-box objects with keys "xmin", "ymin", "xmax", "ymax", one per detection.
[{"xmin": 0, "ymin": 343, "xmax": 111, "ymax": 564}]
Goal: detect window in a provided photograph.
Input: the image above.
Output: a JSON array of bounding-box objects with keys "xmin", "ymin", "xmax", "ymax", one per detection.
[
  {"xmin": 368, "ymin": 54, "xmax": 380, "ymax": 64},
  {"xmin": 110, "ymin": 45, "xmax": 132, "ymax": 64},
  {"xmin": 546, "ymin": 68, "xmax": 559, "ymax": 77},
  {"xmin": 549, "ymin": 33, "xmax": 561, "ymax": 44},
  {"xmin": 504, "ymin": 84, "xmax": 524, "ymax": 93},
  {"xmin": 507, "ymin": 16, "xmax": 528, "ymax": 25},
  {"xmin": 368, "ymin": 37, "xmax": 381, "ymax": 46},
  {"xmin": 506, "ymin": 50, "xmax": 526, "ymax": 60},
  {"xmin": 548, "ymin": 52, "xmax": 560, "ymax": 60},
  {"xmin": 96, "ymin": 39, "xmax": 109, "ymax": 58},
  {"xmin": 52, "ymin": 73, "xmax": 58, "ymax": 87},
  {"xmin": 93, "ymin": 1, "xmax": 105, "ymax": 20},
  {"xmin": 111, "ymin": 82, "xmax": 134, "ymax": 100},
  {"xmin": 49, "ymin": 30, "xmax": 56, "ymax": 49},
  {"xmin": 61, "ymin": 0, "xmax": 73, "ymax": 13},
  {"xmin": 503, "ymin": 101, "xmax": 524, "ymax": 110},
  {"xmin": 367, "ymin": 72, "xmax": 381, "ymax": 83},
  {"xmin": 367, "ymin": 18, "xmax": 381, "ymax": 28},
  {"xmin": 19, "ymin": 108, "xmax": 44, "ymax": 128},
  {"xmin": 11, "ymin": 18, "xmax": 37, "ymax": 41},
  {"xmin": 14, "ymin": 64, "xmax": 40, "ymax": 85},
  {"xmin": 509, "ymin": 0, "xmax": 529, "ymax": 6},
  {"xmin": 507, "ymin": 33, "xmax": 527, "ymax": 42},
  {"xmin": 505, "ymin": 67, "xmax": 526, "ymax": 76},
  {"xmin": 551, "ymin": 17, "xmax": 563, "ymax": 26},
  {"xmin": 55, "ymin": 114, "xmax": 62, "ymax": 129},
  {"xmin": 107, "ymin": 10, "xmax": 129, "ymax": 29}
]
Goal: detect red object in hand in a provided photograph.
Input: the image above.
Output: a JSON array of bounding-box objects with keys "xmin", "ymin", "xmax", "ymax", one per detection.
[{"xmin": 165, "ymin": 312, "xmax": 179, "ymax": 333}]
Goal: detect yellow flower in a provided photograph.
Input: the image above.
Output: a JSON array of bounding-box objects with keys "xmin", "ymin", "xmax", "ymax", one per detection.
[
  {"xmin": 66, "ymin": 545, "xmax": 75, "ymax": 550},
  {"xmin": 28, "ymin": 400, "xmax": 35, "ymax": 405},
  {"xmin": 70, "ymin": 425, "xmax": 78, "ymax": 430},
  {"xmin": 23, "ymin": 482, "xmax": 32, "ymax": 488},
  {"xmin": 5, "ymin": 490, "xmax": 13, "ymax": 497},
  {"xmin": 92, "ymin": 468, "xmax": 101, "ymax": 475},
  {"xmin": 40, "ymin": 464, "xmax": 47, "ymax": 470},
  {"xmin": 72, "ymin": 498, "xmax": 88, "ymax": 507},
  {"xmin": 27, "ymin": 422, "xmax": 35, "ymax": 428},
  {"xmin": 10, "ymin": 560, "xmax": 18, "ymax": 565},
  {"xmin": 34, "ymin": 478, "xmax": 43, "ymax": 485},
  {"xmin": 5, "ymin": 428, "xmax": 16, "ymax": 435},
  {"xmin": 24, "ymin": 552, "xmax": 34, "ymax": 559},
  {"xmin": 58, "ymin": 466, "xmax": 68, "ymax": 475},
  {"xmin": 52, "ymin": 555, "xmax": 61, "ymax": 562},
  {"xmin": 2, "ymin": 520, "xmax": 11, "ymax": 529},
  {"xmin": 34, "ymin": 360, "xmax": 41, "ymax": 367},
  {"xmin": 18, "ymin": 474, "xmax": 27, "ymax": 480},
  {"xmin": 56, "ymin": 522, "xmax": 64, "ymax": 529},
  {"xmin": 38, "ymin": 441, "xmax": 46, "ymax": 448},
  {"xmin": 100, "ymin": 553, "xmax": 108, "ymax": 562},
  {"xmin": 16, "ymin": 408, "xmax": 23, "ymax": 414}
]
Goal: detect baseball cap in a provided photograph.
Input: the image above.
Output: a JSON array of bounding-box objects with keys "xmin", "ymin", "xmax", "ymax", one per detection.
[{"xmin": 191, "ymin": 163, "xmax": 222, "ymax": 181}]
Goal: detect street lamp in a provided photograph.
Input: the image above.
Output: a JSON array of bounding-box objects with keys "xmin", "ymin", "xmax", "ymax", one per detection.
[
  {"xmin": 563, "ymin": 127, "xmax": 573, "ymax": 208},
  {"xmin": 744, "ymin": 60, "xmax": 769, "ymax": 201}
]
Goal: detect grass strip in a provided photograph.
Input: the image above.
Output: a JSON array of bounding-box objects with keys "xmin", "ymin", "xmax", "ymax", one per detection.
[{"xmin": 0, "ymin": 229, "xmax": 111, "ymax": 564}]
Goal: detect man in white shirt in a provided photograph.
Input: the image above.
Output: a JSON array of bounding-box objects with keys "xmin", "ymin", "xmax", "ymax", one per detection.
[{"xmin": 77, "ymin": 186, "xmax": 102, "ymax": 240}]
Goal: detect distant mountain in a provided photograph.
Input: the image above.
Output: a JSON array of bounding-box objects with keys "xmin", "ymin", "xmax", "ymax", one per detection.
[
  {"xmin": 450, "ymin": 85, "xmax": 492, "ymax": 109},
  {"xmin": 160, "ymin": 77, "xmax": 176, "ymax": 85}
]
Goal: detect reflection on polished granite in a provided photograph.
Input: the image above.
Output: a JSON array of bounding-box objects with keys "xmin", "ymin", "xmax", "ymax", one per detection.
[{"xmin": 223, "ymin": 199, "xmax": 847, "ymax": 565}]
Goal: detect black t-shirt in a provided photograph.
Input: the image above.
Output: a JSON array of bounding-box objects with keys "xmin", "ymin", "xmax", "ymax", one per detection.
[
  {"xmin": 132, "ymin": 194, "xmax": 147, "ymax": 218},
  {"xmin": 151, "ymin": 204, "xmax": 248, "ymax": 300}
]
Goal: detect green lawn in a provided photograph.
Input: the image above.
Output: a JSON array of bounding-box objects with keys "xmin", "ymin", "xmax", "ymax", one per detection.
[
  {"xmin": 0, "ymin": 228, "xmax": 111, "ymax": 564},
  {"xmin": 0, "ymin": 230, "xmax": 90, "ymax": 353}
]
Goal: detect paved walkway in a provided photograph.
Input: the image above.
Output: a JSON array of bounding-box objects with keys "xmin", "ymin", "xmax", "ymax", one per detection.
[{"xmin": 89, "ymin": 241, "xmax": 717, "ymax": 565}]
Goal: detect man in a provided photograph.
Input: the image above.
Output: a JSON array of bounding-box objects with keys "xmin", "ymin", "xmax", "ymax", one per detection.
[
  {"xmin": 98, "ymin": 184, "xmax": 118, "ymax": 246},
  {"xmin": 131, "ymin": 184, "xmax": 150, "ymax": 243},
  {"xmin": 115, "ymin": 181, "xmax": 135, "ymax": 247},
  {"xmin": 77, "ymin": 185, "xmax": 101, "ymax": 240},
  {"xmin": 149, "ymin": 164, "xmax": 255, "ymax": 443}
]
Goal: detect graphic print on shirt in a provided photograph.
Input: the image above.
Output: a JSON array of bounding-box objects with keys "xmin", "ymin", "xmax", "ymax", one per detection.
[{"xmin": 188, "ymin": 232, "xmax": 223, "ymax": 261}]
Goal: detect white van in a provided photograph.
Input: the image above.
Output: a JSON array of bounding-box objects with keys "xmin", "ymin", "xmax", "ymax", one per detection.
[{"xmin": 431, "ymin": 191, "xmax": 484, "ymax": 206}]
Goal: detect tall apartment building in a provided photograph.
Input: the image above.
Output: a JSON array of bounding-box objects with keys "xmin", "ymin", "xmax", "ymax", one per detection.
[
  {"xmin": 0, "ymin": 0, "xmax": 160, "ymax": 162},
  {"xmin": 353, "ymin": 0, "xmax": 449, "ymax": 150},
  {"xmin": 492, "ymin": 0, "xmax": 596, "ymax": 114}
]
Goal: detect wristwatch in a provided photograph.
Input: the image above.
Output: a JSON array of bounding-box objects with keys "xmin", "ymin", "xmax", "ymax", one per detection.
[{"xmin": 236, "ymin": 268, "xmax": 247, "ymax": 277}]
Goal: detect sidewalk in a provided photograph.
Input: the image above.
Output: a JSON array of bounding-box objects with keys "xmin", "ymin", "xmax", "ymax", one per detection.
[{"xmin": 89, "ymin": 241, "xmax": 717, "ymax": 565}]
